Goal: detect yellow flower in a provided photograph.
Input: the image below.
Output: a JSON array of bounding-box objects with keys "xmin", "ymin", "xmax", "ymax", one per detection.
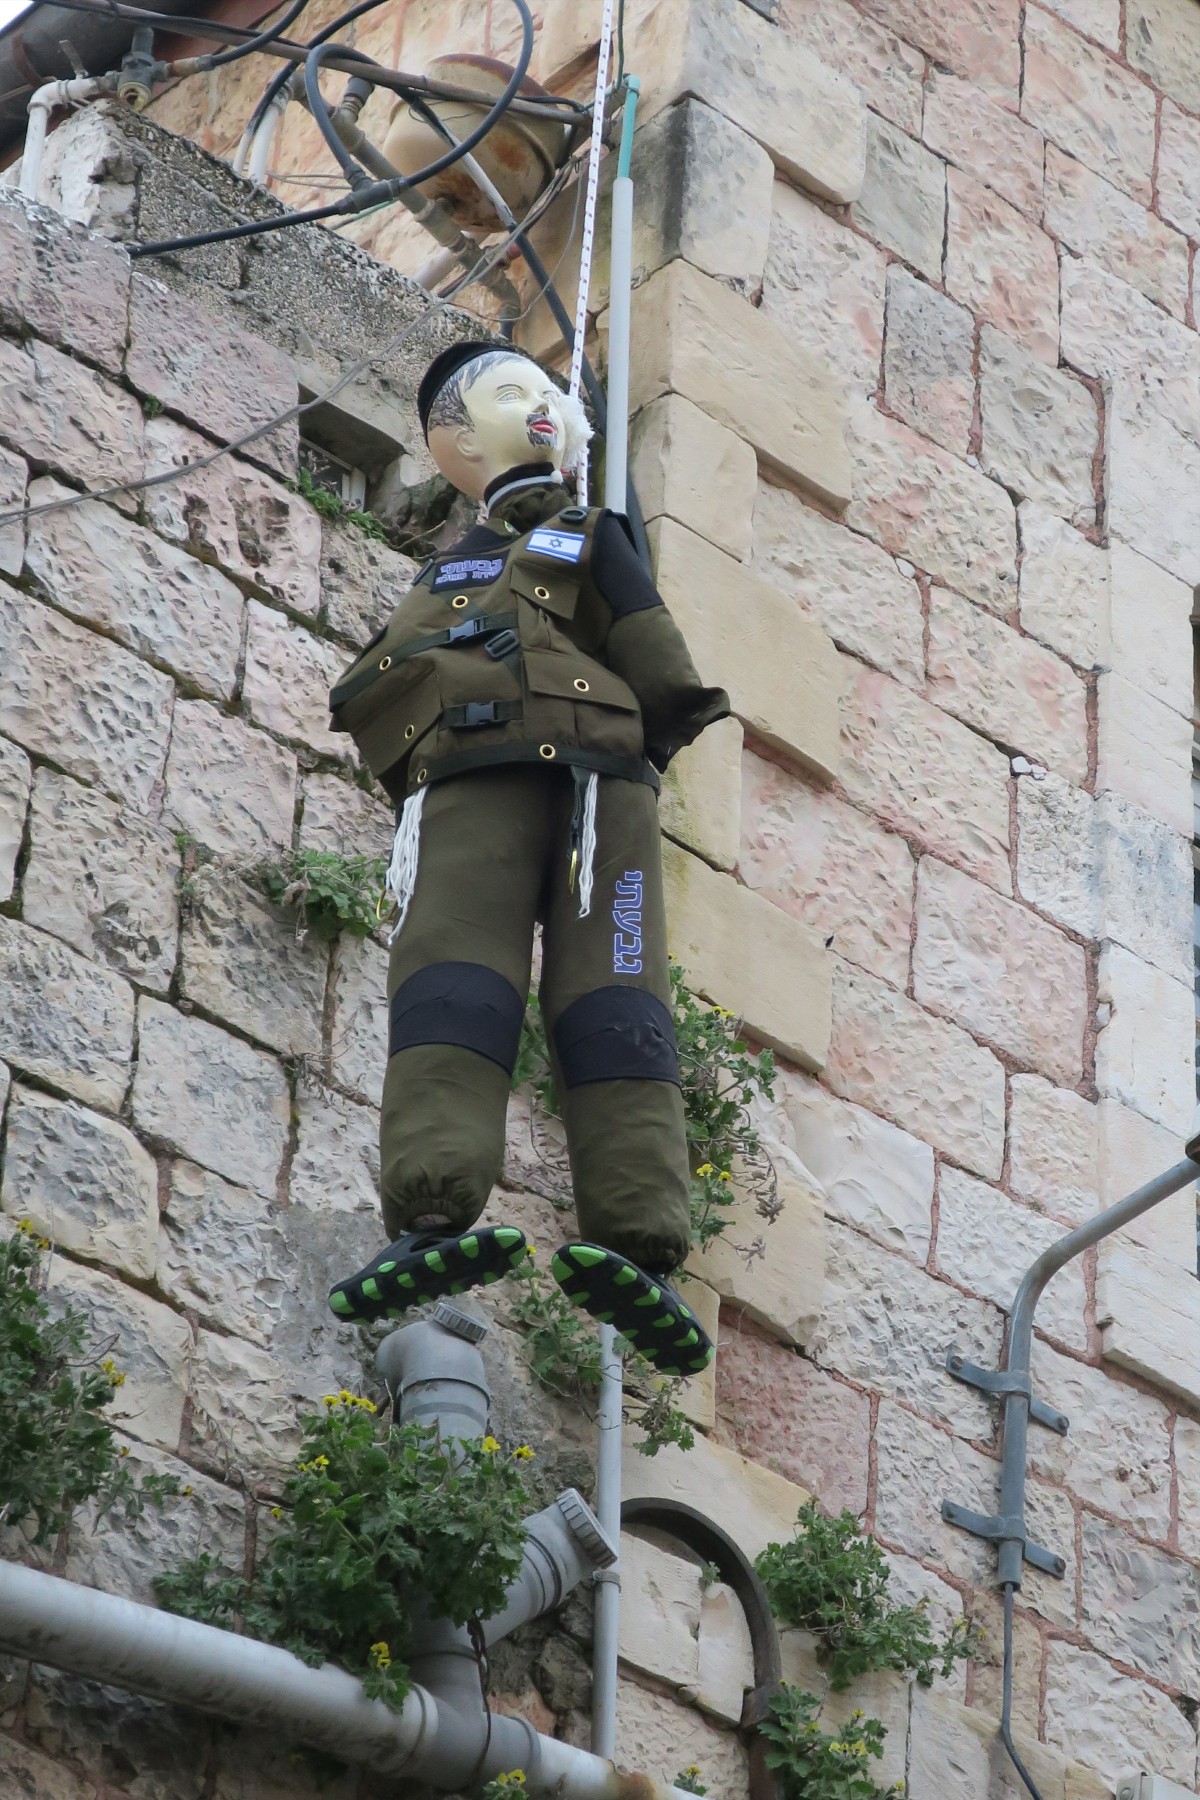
[
  {"xmin": 696, "ymin": 1163, "xmax": 714, "ymax": 1178},
  {"xmin": 512, "ymin": 1444, "xmax": 535, "ymax": 1461},
  {"xmin": 368, "ymin": 1641, "xmax": 391, "ymax": 1670},
  {"xmin": 322, "ymin": 1394, "xmax": 339, "ymax": 1408},
  {"xmin": 271, "ymin": 1506, "xmax": 283, "ymax": 1519},
  {"xmin": 37, "ymin": 1237, "xmax": 50, "ymax": 1251},
  {"xmin": 16, "ymin": 1219, "xmax": 35, "ymax": 1236},
  {"xmin": 101, "ymin": 1358, "xmax": 126, "ymax": 1388},
  {"xmin": 718, "ymin": 1169, "xmax": 732, "ymax": 1182},
  {"xmin": 119, "ymin": 1446, "xmax": 129, "ymax": 1457},
  {"xmin": 481, "ymin": 1436, "xmax": 501, "ymax": 1454},
  {"xmin": 683, "ymin": 1768, "xmax": 702, "ymax": 1780},
  {"xmin": 181, "ymin": 1485, "xmax": 193, "ymax": 1497}
]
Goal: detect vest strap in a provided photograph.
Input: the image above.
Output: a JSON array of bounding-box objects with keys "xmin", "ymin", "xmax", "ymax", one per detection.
[{"xmin": 330, "ymin": 611, "xmax": 520, "ymax": 710}]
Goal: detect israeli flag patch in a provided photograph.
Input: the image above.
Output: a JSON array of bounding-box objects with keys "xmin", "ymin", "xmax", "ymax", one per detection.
[{"xmin": 527, "ymin": 527, "xmax": 585, "ymax": 563}]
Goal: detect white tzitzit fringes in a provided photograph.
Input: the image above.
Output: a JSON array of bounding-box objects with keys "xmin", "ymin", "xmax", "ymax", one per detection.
[
  {"xmin": 577, "ymin": 772, "xmax": 598, "ymax": 919},
  {"xmin": 384, "ymin": 786, "xmax": 427, "ymax": 944}
]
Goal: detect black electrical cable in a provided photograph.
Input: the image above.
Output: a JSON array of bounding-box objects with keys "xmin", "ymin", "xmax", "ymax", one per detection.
[
  {"xmin": 191, "ymin": 0, "xmax": 313, "ymax": 72},
  {"xmin": 1000, "ymin": 1583, "xmax": 1045, "ymax": 1800},
  {"xmin": 240, "ymin": 0, "xmax": 385, "ymax": 148},
  {"xmin": 303, "ymin": 40, "xmax": 377, "ymax": 190},
  {"xmin": 127, "ymin": 189, "xmax": 374, "ymax": 254}
]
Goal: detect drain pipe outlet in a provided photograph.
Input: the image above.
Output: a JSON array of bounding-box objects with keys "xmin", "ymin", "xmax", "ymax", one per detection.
[
  {"xmin": 377, "ymin": 1300, "xmax": 492, "ymax": 1443},
  {"xmin": 484, "ymin": 1488, "xmax": 617, "ymax": 1647}
]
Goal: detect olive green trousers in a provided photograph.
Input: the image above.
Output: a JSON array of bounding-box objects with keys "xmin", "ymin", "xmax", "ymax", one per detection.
[{"xmin": 379, "ymin": 764, "xmax": 691, "ymax": 1272}]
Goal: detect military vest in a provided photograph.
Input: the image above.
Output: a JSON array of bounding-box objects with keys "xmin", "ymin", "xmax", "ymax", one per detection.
[{"xmin": 329, "ymin": 505, "xmax": 658, "ymax": 805}]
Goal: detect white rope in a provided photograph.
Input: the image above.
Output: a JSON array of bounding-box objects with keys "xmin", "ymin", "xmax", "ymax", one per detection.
[
  {"xmin": 568, "ymin": 0, "xmax": 617, "ymax": 509},
  {"xmin": 577, "ymin": 772, "xmax": 599, "ymax": 919},
  {"xmin": 384, "ymin": 787, "xmax": 427, "ymax": 944}
]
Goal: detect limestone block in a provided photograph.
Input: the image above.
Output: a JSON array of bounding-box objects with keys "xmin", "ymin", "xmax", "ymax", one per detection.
[
  {"xmin": 714, "ymin": 1320, "xmax": 872, "ymax": 1515},
  {"xmin": 1127, "ymin": 0, "xmax": 1200, "ymax": 115},
  {"xmin": 1158, "ymin": 100, "xmax": 1200, "ymax": 240},
  {"xmin": 1045, "ymin": 146, "xmax": 1189, "ymax": 322},
  {"xmin": 1097, "ymin": 1239, "xmax": 1200, "ymax": 1408},
  {"xmin": 784, "ymin": 0, "xmax": 925, "ymax": 136},
  {"xmin": 883, "ymin": 267, "xmax": 975, "ymax": 456},
  {"xmin": 966, "ymin": 1587, "xmax": 1043, "ymax": 1735},
  {"xmin": 46, "ymin": 1256, "xmax": 191, "ymax": 1453},
  {"xmin": 0, "ymin": 337, "xmax": 143, "ymax": 500},
  {"xmin": 840, "ymin": 665, "xmax": 1013, "ymax": 895},
  {"xmin": 1098, "ymin": 1098, "xmax": 1197, "ymax": 1267},
  {"xmin": 928, "ymin": 588, "xmax": 1088, "ymax": 785},
  {"xmin": 0, "ymin": 187, "xmax": 130, "ymax": 376},
  {"xmin": 872, "ymin": 1401, "xmax": 998, "ymax": 1588},
  {"xmin": 132, "ymin": 996, "xmax": 290, "ymax": 1196},
  {"xmin": 651, "ymin": 517, "xmax": 844, "ymax": 780},
  {"xmin": 1038, "ymin": 0, "xmax": 1120, "ymax": 46},
  {"xmin": 180, "ymin": 866, "xmax": 328, "ymax": 1058},
  {"xmin": 1078, "ymin": 1511, "xmax": 1200, "ymax": 1694},
  {"xmin": 1044, "ymin": 1640, "xmax": 1196, "ymax": 1791},
  {"xmin": 781, "ymin": 1069, "xmax": 935, "ymax": 1261},
  {"xmin": 127, "ymin": 277, "xmax": 297, "ymax": 479},
  {"xmin": 936, "ymin": 1168, "xmax": 1087, "ymax": 1351},
  {"xmin": 659, "ymin": 714, "xmax": 743, "ymax": 872},
  {"xmin": 1029, "ymin": 1339, "xmax": 1173, "ymax": 1539},
  {"xmin": 1108, "ymin": 383, "xmax": 1200, "ymax": 589},
  {"xmin": 850, "ymin": 114, "xmax": 946, "ymax": 282},
  {"xmin": 1173, "ymin": 1416, "xmax": 1200, "ymax": 1562},
  {"xmin": 242, "ymin": 601, "xmax": 349, "ymax": 759},
  {"xmin": 662, "ymin": 839, "xmax": 831, "ymax": 1070},
  {"xmin": 814, "ymin": 1219, "xmax": 1003, "ymax": 1439},
  {"xmin": 144, "ymin": 416, "xmax": 322, "ymax": 618},
  {"xmin": 621, "ymin": 1425, "xmax": 811, "ymax": 1560},
  {"xmin": 189, "ymin": 1329, "xmax": 310, "ymax": 1483},
  {"xmin": 1110, "ymin": 540, "xmax": 1192, "ymax": 720},
  {"xmin": 617, "ymin": 1531, "xmax": 705, "ymax": 1691},
  {"xmin": 781, "ymin": 1638, "xmax": 910, "ymax": 1779},
  {"xmin": 24, "ymin": 767, "xmax": 180, "ymax": 993},
  {"xmin": 685, "ymin": 1163, "xmax": 824, "ymax": 1346},
  {"xmin": 289, "ymin": 1074, "xmax": 380, "ymax": 1217},
  {"xmin": 752, "ymin": 478, "xmax": 924, "ymax": 688},
  {"xmin": 763, "ymin": 182, "xmax": 888, "ymax": 395},
  {"xmin": 0, "ymin": 733, "xmax": 30, "ymax": 903},
  {"xmin": 979, "ymin": 328, "xmax": 1098, "ymax": 527},
  {"xmin": 1018, "ymin": 500, "xmax": 1110, "ymax": 669},
  {"xmin": 0, "ymin": 442, "xmax": 25, "ymax": 578},
  {"xmin": 0, "ymin": 1731, "xmax": 99, "ymax": 1799},
  {"xmin": 674, "ymin": 1276, "xmax": 718, "ymax": 1431},
  {"xmin": 945, "ymin": 168, "xmax": 1059, "ymax": 364},
  {"xmin": 828, "ymin": 960, "xmax": 1006, "ymax": 1179},
  {"xmin": 1097, "ymin": 944, "xmax": 1194, "ymax": 1135},
  {"xmin": 923, "ymin": 69, "xmax": 1045, "ymax": 218},
  {"xmin": 740, "ymin": 751, "xmax": 916, "ymax": 988},
  {"xmin": 628, "ymin": 261, "xmax": 852, "ymax": 509},
  {"xmin": 300, "ymin": 771, "xmax": 393, "ymax": 858},
  {"xmin": 164, "ymin": 699, "xmax": 297, "ymax": 858},
  {"xmin": 0, "ymin": 579, "xmax": 173, "ymax": 805},
  {"xmin": 1009, "ymin": 1074, "xmax": 1098, "ymax": 1226},
  {"xmin": 1098, "ymin": 673, "xmax": 1192, "ymax": 838},
  {"xmin": 696, "ymin": 1571, "xmax": 755, "ymax": 1724},
  {"xmin": 1059, "ymin": 257, "xmax": 1200, "ymax": 450},
  {"xmin": 608, "ymin": 1678, "xmax": 749, "ymax": 1800},
  {"xmin": 628, "ymin": 0, "xmax": 866, "ymax": 203},
  {"xmin": 1025, "ymin": 6, "xmax": 1156, "ymax": 203},
  {"xmin": 909, "ymin": 1688, "xmax": 1070, "ymax": 1800},
  {"xmin": 631, "ymin": 393, "xmax": 758, "ymax": 562},
  {"xmin": 845, "ymin": 397, "xmax": 1017, "ymax": 612},
  {"xmin": 159, "ymin": 1161, "xmax": 298, "ymax": 1348},
  {"xmin": 329, "ymin": 932, "xmax": 389, "ymax": 1107},
  {"xmin": 320, "ymin": 516, "xmax": 418, "ymax": 646},
  {"xmin": 1, "ymin": 1085, "xmax": 157, "ymax": 1281},
  {"xmin": 0, "ymin": 916, "xmax": 133, "ymax": 1111},
  {"xmin": 857, "ymin": 0, "xmax": 1021, "ymax": 97}
]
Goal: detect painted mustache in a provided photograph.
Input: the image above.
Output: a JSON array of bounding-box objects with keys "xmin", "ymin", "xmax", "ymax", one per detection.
[{"xmin": 526, "ymin": 410, "xmax": 559, "ymax": 446}]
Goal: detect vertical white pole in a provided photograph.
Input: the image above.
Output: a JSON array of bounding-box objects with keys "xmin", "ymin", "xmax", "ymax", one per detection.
[{"xmin": 602, "ymin": 173, "xmax": 634, "ymax": 514}]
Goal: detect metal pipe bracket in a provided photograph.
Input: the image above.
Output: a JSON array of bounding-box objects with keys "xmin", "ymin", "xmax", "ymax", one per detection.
[{"xmin": 945, "ymin": 1351, "xmax": 1069, "ymax": 1434}]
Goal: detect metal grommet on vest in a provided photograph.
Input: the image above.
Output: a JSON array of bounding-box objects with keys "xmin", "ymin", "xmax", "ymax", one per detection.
[
  {"xmin": 534, "ymin": 585, "xmax": 551, "ymax": 600},
  {"xmin": 404, "ymin": 724, "xmax": 415, "ymax": 740},
  {"xmin": 573, "ymin": 678, "xmax": 590, "ymax": 693},
  {"xmin": 451, "ymin": 594, "xmax": 470, "ymax": 609},
  {"xmin": 416, "ymin": 768, "xmax": 428, "ymax": 783},
  {"xmin": 379, "ymin": 655, "xmax": 392, "ymax": 670},
  {"xmin": 538, "ymin": 744, "xmax": 557, "ymax": 760}
]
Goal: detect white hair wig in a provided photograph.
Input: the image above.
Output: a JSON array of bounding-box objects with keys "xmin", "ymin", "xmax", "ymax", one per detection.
[{"xmin": 558, "ymin": 385, "xmax": 593, "ymax": 474}]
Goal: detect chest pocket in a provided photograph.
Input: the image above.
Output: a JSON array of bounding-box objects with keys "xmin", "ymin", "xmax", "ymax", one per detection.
[
  {"xmin": 523, "ymin": 648, "xmax": 642, "ymax": 758},
  {"xmin": 509, "ymin": 559, "xmax": 581, "ymax": 623}
]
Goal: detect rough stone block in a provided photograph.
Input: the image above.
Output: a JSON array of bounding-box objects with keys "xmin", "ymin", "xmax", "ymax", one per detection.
[
  {"xmin": 1097, "ymin": 672, "xmax": 1192, "ymax": 837},
  {"xmin": 1037, "ymin": 0, "xmax": 1120, "ymax": 46},
  {"xmin": 631, "ymin": 393, "xmax": 758, "ymax": 562},
  {"xmin": 321, "ymin": 517, "xmax": 417, "ymax": 646},
  {"xmin": 846, "ymin": 398, "xmax": 1017, "ymax": 611},
  {"xmin": 685, "ymin": 1163, "xmax": 824, "ymax": 1346},
  {"xmin": 299, "ymin": 771, "xmax": 393, "ymax": 861},
  {"xmin": 873, "ymin": 1401, "xmax": 998, "ymax": 1587},
  {"xmin": 1173, "ymin": 1415, "xmax": 1200, "ymax": 1561},
  {"xmin": 242, "ymin": 601, "xmax": 349, "ymax": 759},
  {"xmin": 0, "ymin": 187, "xmax": 130, "ymax": 376},
  {"xmin": 840, "ymin": 665, "xmax": 1013, "ymax": 896},
  {"xmin": 850, "ymin": 114, "xmax": 946, "ymax": 282},
  {"xmin": 0, "ymin": 1727, "xmax": 101, "ymax": 1798},
  {"xmin": 1095, "ymin": 943, "xmax": 1194, "ymax": 1134},
  {"xmin": 617, "ymin": 1530, "xmax": 709, "ymax": 1691},
  {"xmin": 0, "ymin": 733, "xmax": 30, "ymax": 903},
  {"xmin": 827, "ymin": 959, "xmax": 1005, "ymax": 1179},
  {"xmin": 883, "ymin": 267, "xmax": 975, "ymax": 456},
  {"xmin": 752, "ymin": 478, "xmax": 924, "ymax": 687},
  {"xmin": 814, "ymin": 1220, "xmax": 1003, "ymax": 1439},
  {"xmin": 780, "ymin": 1068, "xmax": 935, "ymax": 1260},
  {"xmin": 1045, "ymin": 147, "xmax": 1189, "ymax": 321},
  {"xmin": 923, "ymin": 70, "xmax": 1045, "ymax": 217},
  {"xmin": 621, "ymin": 1424, "xmax": 811, "ymax": 1560},
  {"xmin": 1059, "ymin": 256, "xmax": 1200, "ymax": 449},
  {"xmin": 127, "ymin": 276, "xmax": 298, "ymax": 478},
  {"xmin": 289, "ymin": 1074, "xmax": 380, "ymax": 1217},
  {"xmin": 1109, "ymin": 384, "xmax": 1200, "ymax": 589},
  {"xmin": 24, "ymin": 767, "xmax": 180, "ymax": 994},
  {"xmin": 159, "ymin": 1160, "xmax": 298, "ymax": 1348},
  {"xmin": 1022, "ymin": 5, "xmax": 1156, "ymax": 205},
  {"xmin": 132, "ymin": 996, "xmax": 290, "ymax": 1196},
  {"xmin": 936, "ymin": 1168, "xmax": 1087, "ymax": 1350},
  {"xmin": 651, "ymin": 517, "xmax": 843, "ymax": 781},
  {"xmin": 329, "ymin": 933, "xmax": 389, "ymax": 1107},
  {"xmin": 856, "ymin": 0, "xmax": 1021, "ymax": 97},
  {"xmin": 0, "ymin": 579, "xmax": 173, "ymax": 805},
  {"xmin": 144, "ymin": 416, "xmax": 322, "ymax": 617},
  {"xmin": 672, "ymin": 1276, "xmax": 719, "ymax": 1433},
  {"xmin": 1158, "ymin": 99, "xmax": 1200, "ymax": 240},
  {"xmin": 164, "ymin": 699, "xmax": 297, "ymax": 857},
  {"xmin": 909, "ymin": 1689, "xmax": 1070, "ymax": 1800},
  {"xmin": 1078, "ymin": 1510, "xmax": 1200, "ymax": 1693},
  {"xmin": 783, "ymin": 0, "xmax": 925, "ymax": 135},
  {"xmin": 763, "ymin": 182, "xmax": 887, "ymax": 395},
  {"xmin": 1098, "ymin": 1239, "xmax": 1200, "ymax": 1408},
  {"xmin": 0, "ymin": 336, "xmax": 143, "ymax": 500},
  {"xmin": 628, "ymin": 260, "xmax": 852, "ymax": 509},
  {"xmin": 1030, "ymin": 1339, "xmax": 1173, "ymax": 1540},
  {"xmin": 662, "ymin": 839, "xmax": 832, "ymax": 1070},
  {"xmin": 1044, "ymin": 1639, "xmax": 1197, "ymax": 1790},
  {"xmin": 0, "ymin": 915, "xmax": 133, "ymax": 1111},
  {"xmin": 47, "ymin": 1256, "xmax": 190, "ymax": 1453},
  {"xmin": 1018, "ymin": 500, "xmax": 1109, "ymax": 669},
  {"xmin": 180, "ymin": 865, "xmax": 328, "ymax": 1057},
  {"xmin": 660, "ymin": 713, "xmax": 743, "ymax": 872},
  {"xmin": 607, "ymin": 1678, "xmax": 749, "ymax": 1800},
  {"xmin": 188, "ymin": 1329, "xmax": 314, "ymax": 1483},
  {"xmin": 1009, "ymin": 1074, "xmax": 1097, "ymax": 1226},
  {"xmin": 1, "ymin": 1085, "xmax": 158, "ymax": 1281},
  {"xmin": 1109, "ymin": 540, "xmax": 1192, "ymax": 720},
  {"xmin": 945, "ymin": 168, "xmax": 1059, "ymax": 364},
  {"xmin": 0, "ymin": 443, "xmax": 25, "ymax": 579},
  {"xmin": 1098, "ymin": 1098, "xmax": 1196, "ymax": 1267},
  {"xmin": 979, "ymin": 328, "xmax": 1098, "ymax": 527},
  {"xmin": 1126, "ymin": 0, "xmax": 1200, "ymax": 115},
  {"xmin": 740, "ymin": 751, "xmax": 916, "ymax": 988}
]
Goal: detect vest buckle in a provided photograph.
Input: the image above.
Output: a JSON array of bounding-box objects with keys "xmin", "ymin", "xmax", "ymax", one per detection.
[{"xmin": 484, "ymin": 629, "xmax": 520, "ymax": 661}]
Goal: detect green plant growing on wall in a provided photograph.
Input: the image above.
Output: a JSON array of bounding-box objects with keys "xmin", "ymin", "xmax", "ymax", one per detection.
[
  {"xmin": 154, "ymin": 1394, "xmax": 531, "ymax": 1710},
  {"xmin": 481, "ymin": 1773, "xmax": 530, "ymax": 1800},
  {"xmin": 759, "ymin": 1688, "xmax": 903, "ymax": 1800},
  {"xmin": 674, "ymin": 1766, "xmax": 708, "ymax": 1795},
  {"xmin": 0, "ymin": 1225, "xmax": 180, "ymax": 1547},
  {"xmin": 294, "ymin": 466, "xmax": 389, "ymax": 542},
  {"xmin": 257, "ymin": 847, "xmax": 389, "ymax": 941}
]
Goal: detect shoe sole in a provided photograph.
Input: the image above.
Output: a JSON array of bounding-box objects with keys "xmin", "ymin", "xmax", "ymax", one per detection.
[
  {"xmin": 550, "ymin": 1242, "xmax": 714, "ymax": 1378},
  {"xmin": 328, "ymin": 1226, "xmax": 530, "ymax": 1323}
]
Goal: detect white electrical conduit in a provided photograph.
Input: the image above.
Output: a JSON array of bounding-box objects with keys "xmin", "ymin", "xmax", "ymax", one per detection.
[{"xmin": 19, "ymin": 74, "xmax": 119, "ymax": 202}]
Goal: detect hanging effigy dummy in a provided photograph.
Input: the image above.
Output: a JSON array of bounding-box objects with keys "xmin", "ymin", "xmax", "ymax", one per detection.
[{"xmin": 325, "ymin": 341, "xmax": 730, "ymax": 1377}]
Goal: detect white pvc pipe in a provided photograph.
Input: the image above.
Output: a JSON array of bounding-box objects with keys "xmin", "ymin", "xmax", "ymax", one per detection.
[
  {"xmin": 19, "ymin": 76, "xmax": 115, "ymax": 202},
  {"xmin": 590, "ymin": 1324, "xmax": 624, "ymax": 1757},
  {"xmin": 602, "ymin": 175, "xmax": 633, "ymax": 513},
  {"xmin": 246, "ymin": 87, "xmax": 291, "ymax": 185}
]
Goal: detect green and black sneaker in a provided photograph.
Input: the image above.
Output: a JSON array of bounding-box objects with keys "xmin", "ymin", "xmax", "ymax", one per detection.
[
  {"xmin": 328, "ymin": 1226, "xmax": 530, "ymax": 1324},
  {"xmin": 549, "ymin": 1242, "xmax": 714, "ymax": 1378}
]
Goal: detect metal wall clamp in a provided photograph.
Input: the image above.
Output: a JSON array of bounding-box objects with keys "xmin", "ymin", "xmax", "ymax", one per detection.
[
  {"xmin": 945, "ymin": 1352, "xmax": 1069, "ymax": 1435},
  {"xmin": 939, "ymin": 1501, "xmax": 1067, "ymax": 1578}
]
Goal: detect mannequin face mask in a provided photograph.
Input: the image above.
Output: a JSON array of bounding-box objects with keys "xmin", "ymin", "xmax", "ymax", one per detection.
[{"xmin": 426, "ymin": 350, "xmax": 585, "ymax": 501}]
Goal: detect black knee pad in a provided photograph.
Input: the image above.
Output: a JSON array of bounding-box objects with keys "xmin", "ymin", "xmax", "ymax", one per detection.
[
  {"xmin": 553, "ymin": 987, "xmax": 680, "ymax": 1088},
  {"xmin": 389, "ymin": 962, "xmax": 525, "ymax": 1074}
]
